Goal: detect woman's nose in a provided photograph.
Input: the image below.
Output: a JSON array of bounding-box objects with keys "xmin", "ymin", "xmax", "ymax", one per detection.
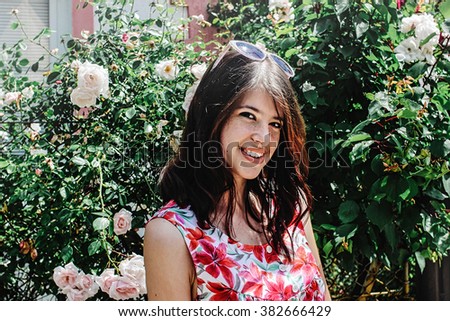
[{"xmin": 250, "ymin": 122, "xmax": 270, "ymax": 144}]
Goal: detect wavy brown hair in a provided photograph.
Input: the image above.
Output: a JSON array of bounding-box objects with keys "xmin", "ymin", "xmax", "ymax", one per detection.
[{"xmin": 159, "ymin": 50, "xmax": 312, "ymax": 260}]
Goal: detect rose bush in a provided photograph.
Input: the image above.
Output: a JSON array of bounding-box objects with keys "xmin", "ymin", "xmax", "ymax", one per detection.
[
  {"xmin": 0, "ymin": 0, "xmax": 216, "ymax": 300},
  {"xmin": 209, "ymin": 0, "xmax": 450, "ymax": 299}
]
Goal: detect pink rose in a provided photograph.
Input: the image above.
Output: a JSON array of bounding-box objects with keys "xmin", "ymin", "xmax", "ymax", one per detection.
[
  {"xmin": 75, "ymin": 273, "xmax": 99, "ymax": 297},
  {"xmin": 66, "ymin": 287, "xmax": 90, "ymax": 301},
  {"xmin": 53, "ymin": 262, "xmax": 79, "ymax": 290},
  {"xmin": 95, "ymin": 268, "xmax": 118, "ymax": 293},
  {"xmin": 35, "ymin": 168, "xmax": 42, "ymax": 176},
  {"xmin": 113, "ymin": 208, "xmax": 133, "ymax": 235},
  {"xmin": 119, "ymin": 255, "xmax": 146, "ymax": 294},
  {"xmin": 108, "ymin": 276, "xmax": 140, "ymax": 300}
]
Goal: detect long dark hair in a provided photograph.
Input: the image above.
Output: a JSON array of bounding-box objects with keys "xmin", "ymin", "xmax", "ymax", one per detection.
[{"xmin": 159, "ymin": 50, "xmax": 312, "ymax": 260}]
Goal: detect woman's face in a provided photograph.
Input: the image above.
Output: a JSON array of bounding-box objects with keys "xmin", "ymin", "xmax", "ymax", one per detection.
[{"xmin": 220, "ymin": 89, "xmax": 283, "ymax": 186}]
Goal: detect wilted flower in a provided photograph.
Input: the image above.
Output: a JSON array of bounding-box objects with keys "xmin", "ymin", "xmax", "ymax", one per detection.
[
  {"xmin": 19, "ymin": 239, "xmax": 31, "ymax": 254},
  {"xmin": 30, "ymin": 248, "xmax": 38, "ymax": 261},
  {"xmin": 155, "ymin": 59, "xmax": 179, "ymax": 81}
]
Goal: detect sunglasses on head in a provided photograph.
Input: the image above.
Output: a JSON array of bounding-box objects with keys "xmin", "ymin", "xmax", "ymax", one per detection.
[{"xmin": 211, "ymin": 40, "xmax": 295, "ymax": 79}]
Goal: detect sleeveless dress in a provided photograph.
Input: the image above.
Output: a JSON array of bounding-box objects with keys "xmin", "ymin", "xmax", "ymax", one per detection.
[{"xmin": 149, "ymin": 200, "xmax": 326, "ymax": 301}]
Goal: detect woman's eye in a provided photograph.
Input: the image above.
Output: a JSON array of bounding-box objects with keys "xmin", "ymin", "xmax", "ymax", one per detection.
[
  {"xmin": 270, "ymin": 122, "xmax": 282, "ymax": 129},
  {"xmin": 240, "ymin": 112, "xmax": 256, "ymax": 120}
]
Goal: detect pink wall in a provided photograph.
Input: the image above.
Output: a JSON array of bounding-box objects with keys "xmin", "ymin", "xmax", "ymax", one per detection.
[
  {"xmin": 72, "ymin": 0, "xmax": 94, "ymax": 38},
  {"xmin": 185, "ymin": 0, "xmax": 217, "ymax": 44},
  {"xmin": 71, "ymin": 0, "xmax": 216, "ymax": 43}
]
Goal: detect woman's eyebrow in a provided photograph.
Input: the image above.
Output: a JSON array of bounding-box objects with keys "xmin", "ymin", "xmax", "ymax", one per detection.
[{"xmin": 238, "ymin": 105, "xmax": 284, "ymax": 121}]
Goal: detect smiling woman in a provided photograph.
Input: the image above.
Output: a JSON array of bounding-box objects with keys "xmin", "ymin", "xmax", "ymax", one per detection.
[{"xmin": 143, "ymin": 41, "xmax": 331, "ymax": 301}]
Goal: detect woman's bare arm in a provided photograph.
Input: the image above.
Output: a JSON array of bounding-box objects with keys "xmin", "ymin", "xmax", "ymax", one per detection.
[
  {"xmin": 303, "ymin": 215, "xmax": 332, "ymax": 301},
  {"xmin": 143, "ymin": 218, "xmax": 195, "ymax": 300}
]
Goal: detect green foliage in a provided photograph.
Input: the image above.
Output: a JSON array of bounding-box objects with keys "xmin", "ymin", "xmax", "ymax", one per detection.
[
  {"xmin": 209, "ymin": 0, "xmax": 450, "ymax": 298},
  {"xmin": 0, "ymin": 0, "xmax": 212, "ymax": 300}
]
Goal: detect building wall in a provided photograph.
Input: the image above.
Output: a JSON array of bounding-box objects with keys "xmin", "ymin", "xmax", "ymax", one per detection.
[{"xmin": 71, "ymin": 0, "xmax": 216, "ymax": 42}]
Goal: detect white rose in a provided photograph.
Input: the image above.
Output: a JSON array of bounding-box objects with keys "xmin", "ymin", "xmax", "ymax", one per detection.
[
  {"xmin": 394, "ymin": 37, "xmax": 421, "ymax": 63},
  {"xmin": 70, "ymin": 87, "xmax": 98, "ymax": 108},
  {"xmin": 77, "ymin": 61, "xmax": 109, "ymax": 97},
  {"xmin": 269, "ymin": 0, "xmax": 291, "ymax": 11},
  {"xmin": 190, "ymin": 63, "xmax": 207, "ymax": 80},
  {"xmin": 4, "ymin": 92, "xmax": 21, "ymax": 105},
  {"xmin": 155, "ymin": 60, "xmax": 179, "ymax": 81},
  {"xmin": 113, "ymin": 208, "xmax": 133, "ymax": 235},
  {"xmin": 119, "ymin": 255, "xmax": 146, "ymax": 294},
  {"xmin": 302, "ymin": 81, "xmax": 316, "ymax": 92},
  {"xmin": 21, "ymin": 87, "xmax": 34, "ymax": 100}
]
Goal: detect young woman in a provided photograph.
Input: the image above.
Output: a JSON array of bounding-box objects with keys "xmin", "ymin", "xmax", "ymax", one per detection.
[{"xmin": 144, "ymin": 41, "xmax": 331, "ymax": 301}]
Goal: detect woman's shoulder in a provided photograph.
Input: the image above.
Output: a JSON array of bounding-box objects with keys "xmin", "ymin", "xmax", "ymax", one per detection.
[{"xmin": 147, "ymin": 200, "xmax": 199, "ymax": 230}]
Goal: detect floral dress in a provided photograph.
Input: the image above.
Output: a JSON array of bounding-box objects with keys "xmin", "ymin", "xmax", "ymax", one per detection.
[{"xmin": 149, "ymin": 200, "xmax": 326, "ymax": 301}]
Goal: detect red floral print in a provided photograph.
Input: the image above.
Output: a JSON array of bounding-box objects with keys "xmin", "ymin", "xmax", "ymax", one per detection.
[{"xmin": 150, "ymin": 201, "xmax": 326, "ymax": 301}]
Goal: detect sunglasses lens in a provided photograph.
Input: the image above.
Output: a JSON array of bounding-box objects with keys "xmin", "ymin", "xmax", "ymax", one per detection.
[
  {"xmin": 234, "ymin": 41, "xmax": 265, "ymax": 60},
  {"xmin": 270, "ymin": 54, "xmax": 294, "ymax": 78}
]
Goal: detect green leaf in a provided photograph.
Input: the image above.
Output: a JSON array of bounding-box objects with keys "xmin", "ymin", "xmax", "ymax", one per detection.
[
  {"xmin": 349, "ymin": 140, "xmax": 374, "ymax": 163},
  {"xmin": 59, "ymin": 187, "xmax": 67, "ymax": 200},
  {"xmin": 338, "ymin": 200, "xmax": 360, "ymax": 223},
  {"xmin": 125, "ymin": 107, "xmax": 136, "ymax": 119},
  {"xmin": 443, "ymin": 175, "xmax": 450, "ymax": 197},
  {"xmin": 336, "ymin": 223, "xmax": 358, "ymax": 238},
  {"xmin": 323, "ymin": 241, "xmax": 333, "ymax": 257},
  {"xmin": 346, "ymin": 132, "xmax": 371, "ymax": 144},
  {"xmin": 415, "ymin": 251, "xmax": 426, "ymax": 273},
  {"xmin": 46, "ymin": 71, "xmax": 61, "ymax": 84},
  {"xmin": 335, "ymin": 0, "xmax": 350, "ymax": 15},
  {"xmin": 19, "ymin": 58, "xmax": 29, "ymax": 66},
  {"xmin": 31, "ymin": 61, "xmax": 39, "ymax": 72},
  {"xmin": 71, "ymin": 156, "xmax": 88, "ymax": 166},
  {"xmin": 384, "ymin": 222, "xmax": 398, "ymax": 251},
  {"xmin": 280, "ymin": 37, "xmax": 296, "ymax": 50},
  {"xmin": 10, "ymin": 22, "xmax": 19, "ymax": 30},
  {"xmin": 408, "ymin": 61, "xmax": 427, "ymax": 78},
  {"xmin": 397, "ymin": 108, "xmax": 417, "ymax": 119},
  {"xmin": 366, "ymin": 201, "xmax": 391, "ymax": 230},
  {"xmin": 0, "ymin": 159, "xmax": 9, "ymax": 169},
  {"xmin": 61, "ymin": 245, "xmax": 73, "ymax": 263},
  {"xmin": 440, "ymin": 1, "xmax": 450, "ymax": 18},
  {"xmin": 303, "ymin": 90, "xmax": 318, "ymax": 106},
  {"xmin": 88, "ymin": 240, "xmax": 102, "ymax": 256},
  {"xmin": 386, "ymin": 175, "xmax": 410, "ymax": 201},
  {"xmin": 93, "ymin": 217, "xmax": 110, "ymax": 231}
]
